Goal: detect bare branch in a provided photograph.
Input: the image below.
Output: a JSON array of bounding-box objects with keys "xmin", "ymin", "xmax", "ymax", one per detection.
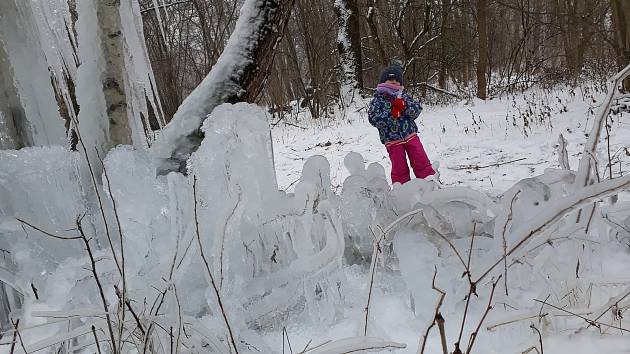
[
  {"xmin": 418, "ymin": 267, "xmax": 447, "ymax": 354},
  {"xmin": 465, "ymin": 275, "xmax": 502, "ymax": 354},
  {"xmin": 16, "ymin": 218, "xmax": 82, "ymax": 240}
]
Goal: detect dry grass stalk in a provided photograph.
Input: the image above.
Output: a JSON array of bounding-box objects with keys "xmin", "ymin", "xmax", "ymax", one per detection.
[
  {"xmin": 193, "ymin": 175, "xmax": 239, "ymax": 353},
  {"xmin": 9, "ymin": 319, "xmax": 20, "ymax": 354},
  {"xmin": 529, "ymin": 324, "xmax": 543, "ymax": 354},
  {"xmin": 92, "ymin": 325, "xmax": 103, "ymax": 354},
  {"xmin": 418, "ymin": 267, "xmax": 447, "ymax": 354},
  {"xmin": 76, "ymin": 216, "xmax": 119, "ymax": 354},
  {"xmin": 464, "ymin": 275, "xmax": 502, "ymax": 354},
  {"xmin": 95, "ymin": 148, "xmax": 128, "ymax": 354}
]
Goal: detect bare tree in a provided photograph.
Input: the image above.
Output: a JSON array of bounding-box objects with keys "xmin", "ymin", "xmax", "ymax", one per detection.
[
  {"xmin": 438, "ymin": 0, "xmax": 452, "ymax": 89},
  {"xmin": 611, "ymin": 0, "xmax": 630, "ymax": 91},
  {"xmin": 476, "ymin": 0, "xmax": 489, "ymax": 100},
  {"xmin": 335, "ymin": 0, "xmax": 364, "ymax": 91},
  {"xmin": 365, "ymin": 0, "xmax": 388, "ymax": 68}
]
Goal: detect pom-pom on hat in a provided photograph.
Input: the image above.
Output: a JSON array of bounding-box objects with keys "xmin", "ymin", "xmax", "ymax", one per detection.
[{"xmin": 379, "ymin": 63, "xmax": 404, "ymax": 85}]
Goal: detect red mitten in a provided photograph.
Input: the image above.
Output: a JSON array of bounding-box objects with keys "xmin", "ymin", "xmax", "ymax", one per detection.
[{"xmin": 391, "ymin": 98, "xmax": 406, "ymax": 119}]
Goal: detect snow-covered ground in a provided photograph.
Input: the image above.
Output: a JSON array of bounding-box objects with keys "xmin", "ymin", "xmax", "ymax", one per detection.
[
  {"xmin": 273, "ymin": 84, "xmax": 630, "ymax": 194},
  {"xmin": 267, "ymin": 85, "xmax": 630, "ymax": 354}
]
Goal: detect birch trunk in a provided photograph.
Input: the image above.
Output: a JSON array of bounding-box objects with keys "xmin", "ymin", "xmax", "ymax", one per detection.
[{"xmin": 97, "ymin": 0, "xmax": 132, "ymax": 146}]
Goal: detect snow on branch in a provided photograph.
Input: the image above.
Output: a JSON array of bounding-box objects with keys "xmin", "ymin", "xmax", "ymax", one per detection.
[{"xmin": 151, "ymin": 0, "xmax": 295, "ymax": 174}]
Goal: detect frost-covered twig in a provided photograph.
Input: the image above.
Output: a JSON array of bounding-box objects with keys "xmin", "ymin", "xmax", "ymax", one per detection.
[
  {"xmin": 308, "ymin": 337, "xmax": 405, "ymax": 354},
  {"xmin": 297, "ymin": 339, "xmax": 331, "ymax": 354},
  {"xmin": 418, "ymin": 267, "xmax": 447, "ymax": 354},
  {"xmin": 76, "ymin": 216, "xmax": 119, "ymax": 354},
  {"xmin": 362, "ymin": 226, "xmax": 382, "ymax": 336},
  {"xmin": 219, "ymin": 192, "xmax": 241, "ymax": 289},
  {"xmin": 173, "ymin": 285, "xmax": 183, "ymax": 354},
  {"xmin": 282, "ymin": 326, "xmax": 294, "ymax": 354},
  {"xmin": 10, "ymin": 319, "xmax": 23, "ymax": 354},
  {"xmin": 95, "ymin": 148, "xmax": 127, "ymax": 354},
  {"xmin": 581, "ymin": 285, "xmax": 630, "ymax": 332},
  {"xmin": 16, "ymin": 216, "xmax": 118, "ymax": 353},
  {"xmin": 453, "ymin": 225, "xmax": 479, "ymax": 354},
  {"xmin": 114, "ymin": 286, "xmax": 145, "ymax": 337},
  {"xmin": 69, "ymin": 113, "xmax": 122, "ymax": 276},
  {"xmin": 450, "ymin": 157, "xmax": 527, "ymax": 171},
  {"xmin": 193, "ymin": 176, "xmax": 239, "ymax": 353},
  {"xmin": 502, "ymin": 191, "xmax": 521, "ymax": 296},
  {"xmin": 574, "ymin": 63, "xmax": 630, "ymax": 189},
  {"xmin": 534, "ymin": 298, "xmax": 630, "ymax": 333},
  {"xmin": 475, "ymin": 175, "xmax": 630, "ymax": 284}
]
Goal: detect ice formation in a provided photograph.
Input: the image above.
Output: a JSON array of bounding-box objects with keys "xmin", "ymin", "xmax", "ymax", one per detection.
[
  {"xmin": 1, "ymin": 100, "xmax": 630, "ymax": 352},
  {"xmin": 0, "ymin": 0, "xmax": 163, "ymax": 151}
]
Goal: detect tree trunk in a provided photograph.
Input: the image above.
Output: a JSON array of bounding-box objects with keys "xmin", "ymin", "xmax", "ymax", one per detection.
[
  {"xmin": 97, "ymin": 0, "xmax": 132, "ymax": 146},
  {"xmin": 438, "ymin": 0, "xmax": 452, "ymax": 89},
  {"xmin": 335, "ymin": 0, "xmax": 363, "ymax": 91},
  {"xmin": 366, "ymin": 0, "xmax": 388, "ymax": 68},
  {"xmin": 476, "ymin": 0, "xmax": 489, "ymax": 100},
  {"xmin": 151, "ymin": 0, "xmax": 297, "ymax": 174},
  {"xmin": 611, "ymin": 0, "xmax": 630, "ymax": 91},
  {"xmin": 0, "ymin": 33, "xmax": 24, "ymax": 150}
]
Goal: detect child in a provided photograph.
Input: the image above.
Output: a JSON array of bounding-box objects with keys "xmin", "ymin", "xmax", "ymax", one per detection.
[{"xmin": 368, "ymin": 64, "xmax": 435, "ymax": 184}]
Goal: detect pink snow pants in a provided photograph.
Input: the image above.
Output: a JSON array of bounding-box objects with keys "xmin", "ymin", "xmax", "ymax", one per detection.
[{"xmin": 386, "ymin": 134, "xmax": 435, "ymax": 184}]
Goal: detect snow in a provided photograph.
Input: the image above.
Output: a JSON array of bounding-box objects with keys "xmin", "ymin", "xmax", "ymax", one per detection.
[
  {"xmin": 272, "ymin": 85, "xmax": 630, "ymax": 194},
  {"xmin": 2, "ymin": 13, "xmax": 630, "ymax": 349}
]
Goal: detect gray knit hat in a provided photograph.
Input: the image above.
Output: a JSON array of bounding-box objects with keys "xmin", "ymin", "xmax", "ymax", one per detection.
[{"xmin": 379, "ymin": 63, "xmax": 404, "ymax": 85}]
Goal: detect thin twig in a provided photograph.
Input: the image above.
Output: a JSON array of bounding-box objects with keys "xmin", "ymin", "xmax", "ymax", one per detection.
[
  {"xmin": 70, "ymin": 114, "xmax": 122, "ymax": 277},
  {"xmin": 475, "ymin": 176, "xmax": 630, "ymax": 284},
  {"xmin": 529, "ymin": 324, "xmax": 544, "ymax": 354},
  {"xmin": 77, "ymin": 217, "xmax": 119, "ymax": 354},
  {"xmin": 296, "ymin": 340, "xmax": 331, "ymax": 354},
  {"xmin": 92, "ymin": 325, "xmax": 103, "ymax": 354},
  {"xmin": 465, "ymin": 275, "xmax": 502, "ymax": 354},
  {"xmin": 282, "ymin": 327, "xmax": 293, "ymax": 354},
  {"xmin": 15, "ymin": 218, "xmax": 81, "ymax": 240},
  {"xmin": 193, "ymin": 176, "xmax": 239, "ymax": 353},
  {"xmin": 454, "ymin": 225, "xmax": 480, "ymax": 354},
  {"xmin": 173, "ymin": 285, "xmax": 183, "ymax": 354},
  {"xmin": 534, "ymin": 299, "xmax": 630, "ymax": 333},
  {"xmin": 418, "ymin": 267, "xmax": 447, "ymax": 354},
  {"xmin": 363, "ymin": 225, "xmax": 382, "ymax": 336},
  {"xmin": 9, "ymin": 319, "xmax": 20, "ymax": 354},
  {"xmin": 450, "ymin": 157, "xmax": 527, "ymax": 171},
  {"xmin": 502, "ymin": 191, "xmax": 521, "ymax": 296},
  {"xmin": 95, "ymin": 148, "xmax": 127, "ymax": 354}
]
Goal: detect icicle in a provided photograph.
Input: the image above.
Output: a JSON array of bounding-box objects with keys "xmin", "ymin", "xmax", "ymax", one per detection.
[{"xmin": 150, "ymin": 0, "xmax": 168, "ymax": 44}]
